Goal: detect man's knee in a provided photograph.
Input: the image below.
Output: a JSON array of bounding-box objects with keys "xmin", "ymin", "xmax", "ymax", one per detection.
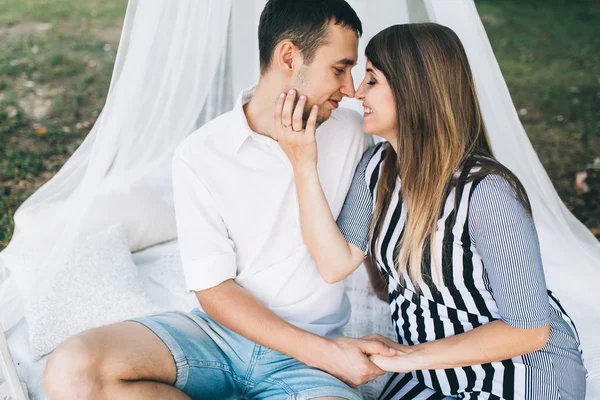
[{"xmin": 43, "ymin": 334, "xmax": 104, "ymax": 399}]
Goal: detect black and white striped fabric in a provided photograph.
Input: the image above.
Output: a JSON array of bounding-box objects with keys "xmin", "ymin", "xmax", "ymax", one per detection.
[{"xmin": 337, "ymin": 143, "xmax": 587, "ymax": 400}]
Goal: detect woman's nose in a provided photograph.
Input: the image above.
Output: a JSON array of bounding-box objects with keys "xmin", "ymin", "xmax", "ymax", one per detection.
[{"xmin": 354, "ymin": 84, "xmax": 364, "ymax": 100}]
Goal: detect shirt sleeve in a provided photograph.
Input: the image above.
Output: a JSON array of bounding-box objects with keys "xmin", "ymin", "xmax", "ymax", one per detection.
[
  {"xmin": 336, "ymin": 144, "xmax": 381, "ymax": 254},
  {"xmin": 172, "ymin": 153, "xmax": 237, "ymax": 292},
  {"xmin": 469, "ymin": 174, "xmax": 552, "ymax": 329}
]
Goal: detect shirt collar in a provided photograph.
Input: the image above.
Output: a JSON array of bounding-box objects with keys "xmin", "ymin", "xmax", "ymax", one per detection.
[
  {"xmin": 231, "ymin": 86, "xmax": 342, "ymax": 153},
  {"xmin": 231, "ymin": 86, "xmax": 257, "ymax": 152}
]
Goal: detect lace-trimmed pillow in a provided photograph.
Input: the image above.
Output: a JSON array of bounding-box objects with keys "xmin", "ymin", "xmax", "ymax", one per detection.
[{"xmin": 24, "ymin": 224, "xmax": 159, "ymax": 361}]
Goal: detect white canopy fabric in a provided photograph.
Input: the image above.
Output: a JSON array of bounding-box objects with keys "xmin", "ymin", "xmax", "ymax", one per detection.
[{"xmin": 0, "ymin": 0, "xmax": 598, "ymax": 395}]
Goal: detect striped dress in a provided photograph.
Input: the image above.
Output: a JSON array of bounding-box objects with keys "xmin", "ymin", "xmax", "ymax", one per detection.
[{"xmin": 337, "ymin": 143, "xmax": 587, "ymax": 400}]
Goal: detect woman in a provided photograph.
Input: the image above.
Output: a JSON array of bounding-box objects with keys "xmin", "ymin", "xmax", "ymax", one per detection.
[{"xmin": 275, "ymin": 23, "xmax": 586, "ymax": 399}]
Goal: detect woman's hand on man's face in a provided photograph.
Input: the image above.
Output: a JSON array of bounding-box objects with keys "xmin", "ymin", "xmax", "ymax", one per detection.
[{"xmin": 274, "ymin": 90, "xmax": 319, "ymax": 172}]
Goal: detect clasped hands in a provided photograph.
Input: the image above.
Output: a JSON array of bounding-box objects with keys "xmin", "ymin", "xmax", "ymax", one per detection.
[
  {"xmin": 362, "ymin": 334, "xmax": 420, "ymax": 375},
  {"xmin": 310, "ymin": 335, "xmax": 419, "ymax": 388}
]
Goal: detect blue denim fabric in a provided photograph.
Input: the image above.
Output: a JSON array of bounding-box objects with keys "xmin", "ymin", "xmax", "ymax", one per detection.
[{"xmin": 130, "ymin": 309, "xmax": 362, "ymax": 400}]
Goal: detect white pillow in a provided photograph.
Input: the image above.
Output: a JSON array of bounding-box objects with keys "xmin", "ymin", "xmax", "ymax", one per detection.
[
  {"xmin": 85, "ymin": 183, "xmax": 177, "ymax": 252},
  {"xmin": 23, "ymin": 224, "xmax": 159, "ymax": 361},
  {"xmin": 14, "ymin": 183, "xmax": 177, "ymax": 252}
]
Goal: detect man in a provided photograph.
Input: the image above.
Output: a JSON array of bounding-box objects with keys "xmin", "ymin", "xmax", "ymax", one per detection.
[{"xmin": 43, "ymin": 1, "xmax": 394, "ymax": 399}]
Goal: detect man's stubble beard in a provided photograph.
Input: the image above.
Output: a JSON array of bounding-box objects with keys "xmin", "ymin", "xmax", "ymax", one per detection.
[{"xmin": 294, "ymin": 65, "xmax": 328, "ymax": 128}]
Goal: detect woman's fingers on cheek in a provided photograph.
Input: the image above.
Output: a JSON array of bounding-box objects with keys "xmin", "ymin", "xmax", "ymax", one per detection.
[
  {"xmin": 275, "ymin": 93, "xmax": 285, "ymax": 121},
  {"xmin": 306, "ymin": 105, "xmax": 318, "ymax": 134},
  {"xmin": 296, "ymin": 95, "xmax": 306, "ymax": 111},
  {"xmin": 282, "ymin": 90, "xmax": 296, "ymax": 123},
  {"xmin": 293, "ymin": 95, "xmax": 306, "ymax": 130}
]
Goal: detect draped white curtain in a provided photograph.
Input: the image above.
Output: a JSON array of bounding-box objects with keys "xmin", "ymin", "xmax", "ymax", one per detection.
[
  {"xmin": 1, "ymin": 0, "xmax": 236, "ymax": 330},
  {"xmin": 1, "ymin": 0, "xmax": 598, "ymax": 363},
  {"xmin": 427, "ymin": 1, "xmax": 600, "ymax": 307}
]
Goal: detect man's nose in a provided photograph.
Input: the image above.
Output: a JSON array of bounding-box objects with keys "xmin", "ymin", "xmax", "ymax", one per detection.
[
  {"xmin": 340, "ymin": 73, "xmax": 356, "ymax": 98},
  {"xmin": 354, "ymin": 82, "xmax": 364, "ymax": 100}
]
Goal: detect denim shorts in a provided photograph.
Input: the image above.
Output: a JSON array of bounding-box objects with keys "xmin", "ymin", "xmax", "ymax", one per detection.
[{"xmin": 130, "ymin": 309, "xmax": 362, "ymax": 400}]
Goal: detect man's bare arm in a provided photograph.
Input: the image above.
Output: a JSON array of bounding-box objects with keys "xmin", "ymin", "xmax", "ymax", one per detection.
[{"xmin": 196, "ymin": 279, "xmax": 395, "ymax": 387}]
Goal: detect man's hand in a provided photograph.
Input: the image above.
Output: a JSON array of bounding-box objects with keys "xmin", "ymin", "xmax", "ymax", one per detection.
[
  {"xmin": 305, "ymin": 337, "xmax": 396, "ymax": 388},
  {"xmin": 361, "ymin": 334, "xmax": 406, "ymax": 351},
  {"xmin": 362, "ymin": 334, "xmax": 419, "ymax": 374}
]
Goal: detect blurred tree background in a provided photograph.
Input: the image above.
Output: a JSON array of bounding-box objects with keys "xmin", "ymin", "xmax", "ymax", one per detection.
[{"xmin": 1, "ymin": 0, "xmax": 598, "ymax": 249}]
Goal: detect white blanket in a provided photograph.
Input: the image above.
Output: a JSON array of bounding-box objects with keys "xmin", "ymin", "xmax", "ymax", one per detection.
[
  {"xmin": 0, "ymin": 240, "xmax": 394, "ymax": 399},
  {"xmin": 2, "ymin": 240, "xmax": 597, "ymax": 399}
]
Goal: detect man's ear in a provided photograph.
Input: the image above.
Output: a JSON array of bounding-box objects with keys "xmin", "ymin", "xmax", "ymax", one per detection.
[{"xmin": 275, "ymin": 41, "xmax": 298, "ymax": 77}]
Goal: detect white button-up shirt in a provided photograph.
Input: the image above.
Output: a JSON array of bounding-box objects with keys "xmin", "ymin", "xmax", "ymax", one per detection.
[{"xmin": 172, "ymin": 87, "xmax": 371, "ymax": 337}]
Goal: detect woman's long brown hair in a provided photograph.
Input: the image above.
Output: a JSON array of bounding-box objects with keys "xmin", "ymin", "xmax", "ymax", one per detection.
[{"xmin": 366, "ymin": 23, "xmax": 531, "ymax": 288}]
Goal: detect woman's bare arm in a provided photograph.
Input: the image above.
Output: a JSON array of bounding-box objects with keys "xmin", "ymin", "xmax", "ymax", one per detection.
[
  {"xmin": 366, "ymin": 321, "xmax": 550, "ymax": 373},
  {"xmin": 276, "ymin": 91, "xmax": 365, "ymax": 283}
]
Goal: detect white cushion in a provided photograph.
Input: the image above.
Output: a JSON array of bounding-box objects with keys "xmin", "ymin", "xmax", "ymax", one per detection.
[
  {"xmin": 14, "ymin": 184, "xmax": 177, "ymax": 253},
  {"xmin": 23, "ymin": 224, "xmax": 158, "ymax": 361},
  {"xmin": 85, "ymin": 184, "xmax": 177, "ymax": 252}
]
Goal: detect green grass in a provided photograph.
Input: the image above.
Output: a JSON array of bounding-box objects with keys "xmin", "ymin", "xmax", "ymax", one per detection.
[
  {"xmin": 0, "ymin": 0, "xmax": 126, "ymax": 25},
  {"xmin": 0, "ymin": 0, "xmax": 127, "ymax": 247},
  {"xmin": 0, "ymin": 0, "xmax": 598, "ymax": 249},
  {"xmin": 476, "ymin": 0, "xmax": 600, "ymax": 233}
]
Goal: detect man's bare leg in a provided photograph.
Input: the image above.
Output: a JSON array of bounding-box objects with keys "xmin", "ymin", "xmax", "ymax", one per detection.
[{"xmin": 43, "ymin": 321, "xmax": 190, "ymax": 400}]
